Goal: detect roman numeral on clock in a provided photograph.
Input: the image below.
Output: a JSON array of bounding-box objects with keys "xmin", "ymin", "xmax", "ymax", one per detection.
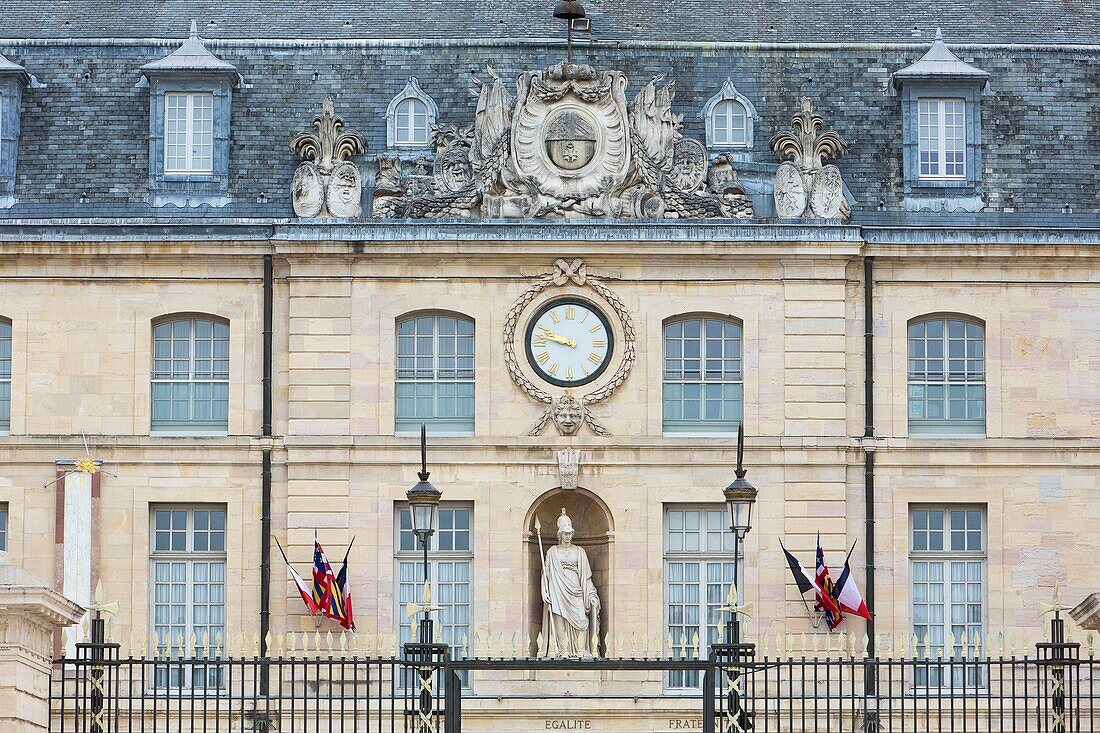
[
  {"xmin": 588, "ymin": 352, "xmax": 601, "ymax": 364},
  {"xmin": 592, "ymin": 339, "xmax": 606, "ymax": 347},
  {"xmin": 536, "ymin": 351, "xmax": 550, "ymax": 364},
  {"xmin": 565, "ymin": 306, "xmax": 576, "ymax": 320},
  {"xmin": 549, "ymin": 310, "xmax": 561, "ymax": 324}
]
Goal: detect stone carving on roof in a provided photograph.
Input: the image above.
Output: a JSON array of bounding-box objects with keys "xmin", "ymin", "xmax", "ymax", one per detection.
[
  {"xmin": 290, "ymin": 98, "xmax": 366, "ymax": 218},
  {"xmin": 769, "ymin": 98, "xmax": 849, "ymax": 220},
  {"xmin": 371, "ymin": 62, "xmax": 752, "ymax": 220}
]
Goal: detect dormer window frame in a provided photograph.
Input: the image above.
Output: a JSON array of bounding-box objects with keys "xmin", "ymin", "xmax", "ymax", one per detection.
[
  {"xmin": 700, "ymin": 78, "xmax": 758, "ymax": 151},
  {"xmin": 386, "ymin": 77, "xmax": 437, "ymax": 149},
  {"xmin": 0, "ymin": 53, "xmax": 31, "ymax": 210},
  {"xmin": 139, "ymin": 23, "xmax": 238, "ymax": 208},
  {"xmin": 163, "ymin": 90, "xmax": 215, "ymax": 175}
]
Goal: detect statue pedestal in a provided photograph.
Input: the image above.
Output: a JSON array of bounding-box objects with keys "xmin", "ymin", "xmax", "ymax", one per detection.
[{"xmin": 0, "ymin": 557, "xmax": 85, "ymax": 733}]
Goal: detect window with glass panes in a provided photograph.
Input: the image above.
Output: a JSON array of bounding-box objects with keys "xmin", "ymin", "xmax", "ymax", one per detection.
[
  {"xmin": 918, "ymin": 99, "xmax": 966, "ymax": 179},
  {"xmin": 152, "ymin": 317, "xmax": 229, "ymax": 432},
  {"xmin": 151, "ymin": 507, "xmax": 226, "ymax": 689},
  {"xmin": 908, "ymin": 317, "xmax": 985, "ymax": 435},
  {"xmin": 0, "ymin": 319, "xmax": 10, "ymax": 432},
  {"xmin": 395, "ymin": 314, "xmax": 474, "ymax": 433},
  {"xmin": 0, "ymin": 502, "xmax": 7, "ymax": 551},
  {"xmin": 710, "ymin": 99, "xmax": 748, "ymax": 147},
  {"xmin": 911, "ymin": 507, "xmax": 984, "ymax": 688},
  {"xmin": 394, "ymin": 98, "xmax": 430, "ymax": 146},
  {"xmin": 164, "ymin": 92, "xmax": 214, "ymax": 174},
  {"xmin": 665, "ymin": 506, "xmax": 737, "ymax": 688},
  {"xmin": 663, "ymin": 317, "xmax": 743, "ymax": 433},
  {"xmin": 396, "ymin": 505, "xmax": 471, "ymax": 684}
]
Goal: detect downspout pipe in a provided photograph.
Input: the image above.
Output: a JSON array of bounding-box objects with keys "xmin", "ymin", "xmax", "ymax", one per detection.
[
  {"xmin": 863, "ymin": 255, "xmax": 877, "ymax": 691},
  {"xmin": 260, "ymin": 253, "xmax": 274, "ymax": 664}
]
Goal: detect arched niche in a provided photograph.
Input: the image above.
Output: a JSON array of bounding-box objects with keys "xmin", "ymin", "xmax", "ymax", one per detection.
[{"xmin": 523, "ymin": 487, "xmax": 614, "ymax": 656}]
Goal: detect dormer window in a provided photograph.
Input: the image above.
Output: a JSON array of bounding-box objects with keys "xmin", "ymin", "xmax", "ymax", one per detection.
[
  {"xmin": 893, "ymin": 31, "xmax": 989, "ymax": 212},
  {"xmin": 386, "ymin": 77, "xmax": 437, "ymax": 149},
  {"xmin": 701, "ymin": 78, "xmax": 758, "ymax": 150},
  {"xmin": 0, "ymin": 52, "xmax": 31, "ymax": 209},
  {"xmin": 164, "ymin": 92, "xmax": 214, "ymax": 174},
  {"xmin": 138, "ymin": 21, "xmax": 240, "ymax": 208}
]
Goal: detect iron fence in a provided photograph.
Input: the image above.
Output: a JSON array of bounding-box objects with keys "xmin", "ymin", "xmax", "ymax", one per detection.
[{"xmin": 52, "ymin": 622, "xmax": 1097, "ymax": 732}]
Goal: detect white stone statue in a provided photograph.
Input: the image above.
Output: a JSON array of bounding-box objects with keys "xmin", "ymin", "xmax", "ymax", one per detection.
[{"xmin": 540, "ymin": 508, "xmax": 601, "ymax": 658}]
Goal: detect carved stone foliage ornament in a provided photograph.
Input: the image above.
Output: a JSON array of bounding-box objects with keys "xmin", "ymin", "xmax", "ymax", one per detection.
[
  {"xmin": 503, "ymin": 259, "xmax": 636, "ymax": 436},
  {"xmin": 373, "ymin": 64, "xmax": 753, "ymax": 220},
  {"xmin": 769, "ymin": 98, "xmax": 850, "ymax": 220},
  {"xmin": 291, "ymin": 98, "xmax": 366, "ymax": 218},
  {"xmin": 556, "ymin": 448, "xmax": 580, "ymax": 491}
]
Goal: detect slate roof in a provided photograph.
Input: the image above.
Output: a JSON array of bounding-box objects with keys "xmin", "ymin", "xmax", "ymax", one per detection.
[
  {"xmin": 894, "ymin": 31, "xmax": 990, "ymax": 83},
  {"xmin": 139, "ymin": 21, "xmax": 237, "ymax": 75},
  {"xmin": 1, "ymin": 0, "xmax": 1098, "ymax": 44}
]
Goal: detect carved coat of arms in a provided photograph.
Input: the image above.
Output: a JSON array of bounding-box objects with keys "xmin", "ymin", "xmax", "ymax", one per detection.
[{"xmin": 372, "ymin": 62, "xmax": 753, "ymax": 220}]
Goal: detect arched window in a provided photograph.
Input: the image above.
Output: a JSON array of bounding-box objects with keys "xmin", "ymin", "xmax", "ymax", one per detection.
[
  {"xmin": 396, "ymin": 313, "xmax": 474, "ymax": 434},
  {"xmin": 908, "ymin": 316, "xmax": 985, "ymax": 435},
  {"xmin": 0, "ymin": 318, "xmax": 10, "ymax": 432},
  {"xmin": 152, "ymin": 316, "xmax": 229, "ymax": 432},
  {"xmin": 387, "ymin": 77, "xmax": 437, "ymax": 148},
  {"xmin": 663, "ymin": 316, "xmax": 743, "ymax": 433},
  {"xmin": 710, "ymin": 100, "xmax": 749, "ymax": 147},
  {"xmin": 701, "ymin": 78, "xmax": 757, "ymax": 150}
]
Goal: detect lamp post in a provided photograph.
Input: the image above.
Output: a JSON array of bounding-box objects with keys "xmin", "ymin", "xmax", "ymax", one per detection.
[
  {"xmin": 406, "ymin": 423, "xmax": 441, "ymax": 644},
  {"xmin": 722, "ymin": 422, "xmax": 757, "ymax": 646}
]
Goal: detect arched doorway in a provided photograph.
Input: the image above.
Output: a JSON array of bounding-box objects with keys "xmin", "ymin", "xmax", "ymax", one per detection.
[{"xmin": 523, "ymin": 487, "xmax": 614, "ymax": 655}]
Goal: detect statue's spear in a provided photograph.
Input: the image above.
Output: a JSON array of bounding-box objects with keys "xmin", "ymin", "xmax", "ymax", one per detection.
[{"xmin": 535, "ymin": 515, "xmax": 556, "ymax": 657}]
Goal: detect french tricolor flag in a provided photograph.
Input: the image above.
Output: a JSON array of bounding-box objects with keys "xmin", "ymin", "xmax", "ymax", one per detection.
[{"xmin": 832, "ymin": 543, "xmax": 873, "ymax": 621}]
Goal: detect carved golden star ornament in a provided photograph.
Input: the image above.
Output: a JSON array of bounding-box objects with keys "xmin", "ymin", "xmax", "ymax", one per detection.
[{"xmin": 75, "ymin": 457, "xmax": 100, "ymax": 475}]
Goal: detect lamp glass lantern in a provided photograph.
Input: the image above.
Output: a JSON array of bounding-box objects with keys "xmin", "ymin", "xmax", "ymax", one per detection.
[
  {"xmin": 407, "ymin": 478, "xmax": 440, "ymax": 541},
  {"xmin": 724, "ymin": 480, "xmax": 757, "ymax": 540}
]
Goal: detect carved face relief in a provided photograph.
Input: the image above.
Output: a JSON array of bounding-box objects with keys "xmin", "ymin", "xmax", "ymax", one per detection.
[
  {"xmin": 552, "ymin": 394, "xmax": 583, "ymax": 435},
  {"xmin": 544, "ymin": 110, "xmax": 598, "ymax": 171},
  {"xmin": 669, "ymin": 139, "xmax": 707, "ymax": 191},
  {"xmin": 326, "ymin": 161, "xmax": 362, "ymax": 218},
  {"xmin": 434, "ymin": 147, "xmax": 474, "ymax": 192}
]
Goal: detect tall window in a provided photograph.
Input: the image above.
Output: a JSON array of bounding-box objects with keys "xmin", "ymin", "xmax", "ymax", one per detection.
[
  {"xmin": 393, "ymin": 98, "xmax": 430, "ymax": 146},
  {"xmin": 164, "ymin": 92, "xmax": 214, "ymax": 174},
  {"xmin": 665, "ymin": 506, "xmax": 736, "ymax": 688},
  {"xmin": 396, "ymin": 505, "xmax": 471, "ymax": 682},
  {"xmin": 396, "ymin": 314, "xmax": 474, "ymax": 434},
  {"xmin": 918, "ymin": 99, "xmax": 966, "ymax": 179},
  {"xmin": 911, "ymin": 507, "xmax": 984, "ymax": 687},
  {"xmin": 710, "ymin": 99, "xmax": 748, "ymax": 147},
  {"xmin": 151, "ymin": 506, "xmax": 226, "ymax": 688},
  {"xmin": 152, "ymin": 316, "xmax": 229, "ymax": 432},
  {"xmin": 663, "ymin": 317, "xmax": 743, "ymax": 433},
  {"xmin": 0, "ymin": 318, "xmax": 10, "ymax": 432},
  {"xmin": 908, "ymin": 316, "xmax": 985, "ymax": 436},
  {"xmin": 0, "ymin": 502, "xmax": 8, "ymax": 551}
]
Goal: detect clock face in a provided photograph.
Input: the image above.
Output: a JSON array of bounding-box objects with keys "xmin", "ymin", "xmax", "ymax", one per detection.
[{"xmin": 524, "ymin": 298, "xmax": 615, "ymax": 387}]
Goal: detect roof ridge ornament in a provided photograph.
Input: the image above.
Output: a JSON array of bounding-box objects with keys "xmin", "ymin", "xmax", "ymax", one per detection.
[
  {"xmin": 290, "ymin": 97, "xmax": 366, "ymax": 219},
  {"xmin": 769, "ymin": 98, "xmax": 850, "ymax": 220}
]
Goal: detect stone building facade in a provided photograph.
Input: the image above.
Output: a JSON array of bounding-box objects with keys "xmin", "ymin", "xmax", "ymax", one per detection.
[{"xmin": 0, "ymin": 0, "xmax": 1097, "ymax": 724}]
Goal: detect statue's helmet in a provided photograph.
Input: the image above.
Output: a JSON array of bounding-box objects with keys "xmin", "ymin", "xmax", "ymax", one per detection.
[{"xmin": 557, "ymin": 508, "xmax": 574, "ymax": 534}]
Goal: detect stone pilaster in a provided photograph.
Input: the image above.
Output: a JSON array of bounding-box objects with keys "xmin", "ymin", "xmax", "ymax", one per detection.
[{"xmin": 0, "ymin": 556, "xmax": 85, "ymax": 733}]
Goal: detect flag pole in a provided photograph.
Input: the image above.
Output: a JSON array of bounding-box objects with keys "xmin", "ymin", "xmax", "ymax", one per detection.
[{"xmin": 779, "ymin": 537, "xmax": 824, "ymax": 629}]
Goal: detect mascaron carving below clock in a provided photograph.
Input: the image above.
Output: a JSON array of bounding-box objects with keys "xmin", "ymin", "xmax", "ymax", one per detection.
[{"xmin": 503, "ymin": 259, "xmax": 636, "ymax": 437}]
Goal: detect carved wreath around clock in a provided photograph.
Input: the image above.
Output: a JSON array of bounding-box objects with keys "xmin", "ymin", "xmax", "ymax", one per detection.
[{"xmin": 503, "ymin": 259, "xmax": 636, "ymax": 436}]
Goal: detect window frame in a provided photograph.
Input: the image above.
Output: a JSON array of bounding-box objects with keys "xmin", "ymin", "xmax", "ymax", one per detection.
[
  {"xmin": 150, "ymin": 315, "xmax": 230, "ymax": 435},
  {"xmin": 709, "ymin": 99, "xmax": 750, "ymax": 148},
  {"xmin": 0, "ymin": 317, "xmax": 10, "ymax": 433},
  {"xmin": 663, "ymin": 504, "xmax": 739, "ymax": 690},
  {"xmin": 394, "ymin": 312, "xmax": 475, "ymax": 436},
  {"xmin": 662, "ymin": 315, "xmax": 744, "ymax": 435},
  {"xmin": 394, "ymin": 503, "xmax": 473, "ymax": 686},
  {"xmin": 917, "ymin": 98, "xmax": 967, "ymax": 181},
  {"xmin": 700, "ymin": 78, "xmax": 757, "ymax": 151},
  {"xmin": 0, "ymin": 68, "xmax": 30, "ymax": 208},
  {"xmin": 393, "ymin": 98, "xmax": 430, "ymax": 147},
  {"xmin": 386, "ymin": 77, "xmax": 437, "ymax": 149},
  {"xmin": 907, "ymin": 315, "xmax": 986, "ymax": 437},
  {"xmin": 898, "ymin": 80, "xmax": 983, "ymax": 197},
  {"xmin": 163, "ymin": 91, "xmax": 214, "ymax": 175},
  {"xmin": 149, "ymin": 505, "xmax": 227, "ymax": 691},
  {"xmin": 0, "ymin": 501, "xmax": 8, "ymax": 552},
  {"xmin": 909, "ymin": 505, "xmax": 987, "ymax": 691}
]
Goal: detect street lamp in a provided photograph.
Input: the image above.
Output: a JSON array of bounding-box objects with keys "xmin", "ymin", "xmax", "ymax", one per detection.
[
  {"xmin": 406, "ymin": 423, "xmax": 441, "ymax": 643},
  {"xmin": 722, "ymin": 422, "xmax": 757, "ymax": 645}
]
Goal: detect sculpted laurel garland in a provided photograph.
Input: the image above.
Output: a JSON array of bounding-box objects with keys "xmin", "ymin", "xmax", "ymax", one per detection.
[{"xmin": 502, "ymin": 259, "xmax": 636, "ymax": 436}]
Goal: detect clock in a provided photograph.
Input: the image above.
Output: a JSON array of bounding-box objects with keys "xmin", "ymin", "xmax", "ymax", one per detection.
[{"xmin": 524, "ymin": 297, "xmax": 615, "ymax": 388}]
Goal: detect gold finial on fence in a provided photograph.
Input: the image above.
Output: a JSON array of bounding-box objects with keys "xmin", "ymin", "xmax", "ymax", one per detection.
[
  {"xmin": 861, "ymin": 633, "xmax": 870, "ymax": 657},
  {"xmin": 524, "ymin": 632, "xmax": 532, "ymax": 658},
  {"xmin": 288, "ymin": 631, "xmax": 298, "ymax": 654},
  {"xmin": 462, "ymin": 633, "xmax": 469, "ymax": 658},
  {"xmin": 339, "ymin": 631, "xmax": 348, "ymax": 654},
  {"xmin": 189, "ymin": 632, "xmax": 197, "ymax": 658},
  {"xmin": 1086, "ymin": 632, "xmax": 1095, "ymax": 658},
  {"xmin": 254, "ymin": 631, "xmax": 263, "ymax": 657},
  {"xmin": 973, "ymin": 631, "xmax": 982, "ymax": 659},
  {"xmin": 691, "ymin": 632, "xmax": 699, "ymax": 660},
  {"xmin": 898, "ymin": 633, "xmax": 907, "ymax": 658},
  {"xmin": 653, "ymin": 632, "xmax": 662, "ymax": 659},
  {"xmin": 323, "ymin": 630, "xmax": 333, "ymax": 656},
  {"xmin": 811, "ymin": 633, "xmax": 821, "ymax": 655},
  {"xmin": 630, "ymin": 630, "xmax": 637, "ymax": 658}
]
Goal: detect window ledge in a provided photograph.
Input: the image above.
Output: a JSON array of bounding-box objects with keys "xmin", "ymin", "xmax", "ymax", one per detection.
[
  {"xmin": 662, "ymin": 432, "xmax": 740, "ymax": 439},
  {"xmin": 394, "ymin": 431, "xmax": 475, "ymax": 438},
  {"xmin": 150, "ymin": 431, "xmax": 230, "ymax": 438}
]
